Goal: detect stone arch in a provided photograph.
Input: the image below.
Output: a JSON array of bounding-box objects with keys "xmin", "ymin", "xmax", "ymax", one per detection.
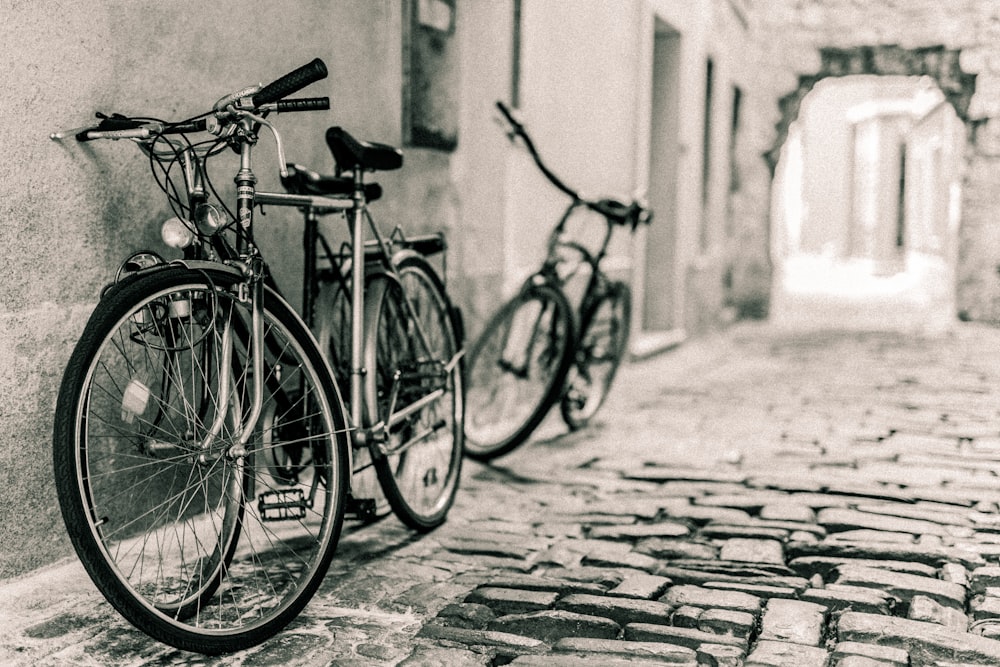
[{"xmin": 765, "ymin": 44, "xmax": 977, "ymax": 172}]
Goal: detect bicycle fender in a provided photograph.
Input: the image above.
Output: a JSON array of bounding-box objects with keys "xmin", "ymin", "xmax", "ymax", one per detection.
[{"xmin": 99, "ymin": 260, "xmax": 245, "ymax": 301}]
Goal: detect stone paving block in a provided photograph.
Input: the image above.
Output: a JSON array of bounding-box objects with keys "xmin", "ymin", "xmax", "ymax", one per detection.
[
  {"xmin": 692, "ymin": 491, "xmax": 795, "ymax": 511},
  {"xmin": 656, "ymin": 566, "xmax": 808, "ymax": 590},
  {"xmin": 634, "ymin": 537, "xmax": 718, "ymax": 560},
  {"xmin": 718, "ymin": 538, "xmax": 784, "ymax": 565},
  {"xmin": 482, "ymin": 574, "xmax": 607, "ymax": 597},
  {"xmin": 659, "ymin": 503, "xmax": 755, "ymax": 526},
  {"xmin": 553, "ymin": 636, "xmax": 698, "ymax": 664},
  {"xmin": 660, "ymin": 585, "xmax": 763, "ymax": 615},
  {"xmin": 487, "ymin": 610, "xmax": 621, "ymax": 643},
  {"xmin": 909, "ymin": 594, "xmax": 969, "ymax": 630},
  {"xmin": 698, "ymin": 608, "xmax": 757, "ymax": 638},
  {"xmin": 464, "ymin": 587, "xmax": 558, "ymax": 615},
  {"xmin": 832, "ymin": 564, "xmax": 966, "ymax": 612},
  {"xmin": 970, "ymin": 594, "xmax": 1000, "ymax": 620},
  {"xmin": 582, "ymin": 550, "xmax": 660, "ymax": 572},
  {"xmin": 416, "ymin": 623, "xmax": 548, "ymax": 654},
  {"xmin": 759, "ymin": 502, "xmax": 817, "ymax": 523},
  {"xmin": 555, "ymin": 593, "xmax": 673, "ymax": 627},
  {"xmin": 941, "ymin": 562, "xmax": 969, "ymax": 587},
  {"xmin": 437, "ymin": 536, "xmax": 537, "ymax": 560},
  {"xmin": 758, "ymin": 599, "xmax": 827, "ymax": 646},
  {"xmin": 790, "ymin": 555, "xmax": 940, "ymax": 580},
  {"xmin": 817, "ymin": 507, "xmax": 968, "ymax": 537},
  {"xmin": 671, "ymin": 605, "xmax": 703, "ymax": 628},
  {"xmin": 787, "ymin": 538, "xmax": 985, "ymax": 569},
  {"xmin": 699, "ymin": 524, "xmax": 790, "ymax": 541},
  {"xmin": 588, "ymin": 522, "xmax": 690, "ymax": 541},
  {"xmin": 831, "ymin": 640, "xmax": 909, "ymax": 666},
  {"xmin": 853, "ymin": 501, "xmax": 974, "ymax": 527},
  {"xmin": 745, "ymin": 639, "xmax": 829, "ymax": 667},
  {"xmin": 509, "ymin": 655, "xmax": 674, "ymax": 666},
  {"xmin": 435, "ymin": 603, "xmax": 496, "ymax": 629},
  {"xmin": 396, "ymin": 645, "xmax": 492, "ymax": 666},
  {"xmin": 702, "ymin": 581, "xmax": 800, "ymax": 600},
  {"xmin": 624, "ymin": 622, "xmax": 747, "ymax": 650},
  {"xmin": 538, "ymin": 566, "xmax": 630, "ymax": 588},
  {"xmin": 697, "ymin": 643, "xmax": 746, "ymax": 667},
  {"xmin": 834, "ymin": 657, "xmax": 903, "ymax": 667},
  {"xmin": 800, "ymin": 585, "xmax": 895, "ymax": 614},
  {"xmin": 666, "ymin": 559, "xmax": 796, "ymax": 578},
  {"xmin": 969, "ymin": 565, "xmax": 1000, "ymax": 595},
  {"xmin": 838, "ymin": 611, "xmax": 1000, "ymax": 666},
  {"xmin": 606, "ymin": 572, "xmax": 672, "ymax": 599}
]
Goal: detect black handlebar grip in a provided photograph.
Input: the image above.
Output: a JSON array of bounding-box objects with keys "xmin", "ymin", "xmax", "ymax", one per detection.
[
  {"xmin": 252, "ymin": 58, "xmax": 328, "ymax": 107},
  {"xmin": 277, "ymin": 97, "xmax": 331, "ymax": 112}
]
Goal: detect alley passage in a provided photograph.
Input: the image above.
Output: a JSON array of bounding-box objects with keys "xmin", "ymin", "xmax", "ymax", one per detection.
[{"xmin": 7, "ymin": 321, "xmax": 1000, "ymax": 666}]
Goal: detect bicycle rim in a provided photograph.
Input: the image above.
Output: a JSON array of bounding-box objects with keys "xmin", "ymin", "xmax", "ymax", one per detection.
[
  {"xmin": 463, "ymin": 284, "xmax": 575, "ymax": 460},
  {"xmin": 560, "ymin": 282, "xmax": 631, "ymax": 430},
  {"xmin": 366, "ymin": 260, "xmax": 462, "ymax": 531},
  {"xmin": 53, "ymin": 267, "xmax": 348, "ymax": 654}
]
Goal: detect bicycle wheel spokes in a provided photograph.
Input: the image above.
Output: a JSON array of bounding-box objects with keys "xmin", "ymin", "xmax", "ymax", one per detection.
[
  {"xmin": 369, "ymin": 259, "xmax": 462, "ymax": 531},
  {"xmin": 463, "ymin": 284, "xmax": 574, "ymax": 460},
  {"xmin": 55, "ymin": 269, "xmax": 347, "ymax": 653}
]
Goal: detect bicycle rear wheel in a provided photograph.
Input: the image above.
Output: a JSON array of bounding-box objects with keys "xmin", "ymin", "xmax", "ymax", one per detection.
[
  {"xmin": 560, "ymin": 281, "xmax": 632, "ymax": 430},
  {"xmin": 365, "ymin": 255, "xmax": 463, "ymax": 531},
  {"xmin": 463, "ymin": 283, "xmax": 575, "ymax": 460},
  {"xmin": 314, "ymin": 278, "xmax": 390, "ymax": 521},
  {"xmin": 53, "ymin": 266, "xmax": 349, "ymax": 654}
]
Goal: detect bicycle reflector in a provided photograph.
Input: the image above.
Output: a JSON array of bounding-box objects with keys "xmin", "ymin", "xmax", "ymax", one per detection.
[{"xmin": 161, "ymin": 217, "xmax": 194, "ymax": 249}]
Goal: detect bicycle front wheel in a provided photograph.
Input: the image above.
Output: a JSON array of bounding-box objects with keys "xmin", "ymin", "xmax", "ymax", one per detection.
[
  {"xmin": 365, "ymin": 256, "xmax": 463, "ymax": 531},
  {"xmin": 463, "ymin": 283, "xmax": 575, "ymax": 461},
  {"xmin": 53, "ymin": 266, "xmax": 349, "ymax": 654},
  {"xmin": 560, "ymin": 281, "xmax": 632, "ymax": 430}
]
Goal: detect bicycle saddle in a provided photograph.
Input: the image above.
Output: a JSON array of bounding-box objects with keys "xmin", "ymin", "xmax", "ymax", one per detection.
[
  {"xmin": 326, "ymin": 126, "xmax": 403, "ymax": 172},
  {"xmin": 282, "ymin": 163, "xmax": 382, "ymax": 202}
]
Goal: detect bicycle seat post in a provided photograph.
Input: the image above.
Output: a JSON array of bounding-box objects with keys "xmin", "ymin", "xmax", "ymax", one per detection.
[{"xmin": 348, "ymin": 167, "xmax": 367, "ymax": 433}]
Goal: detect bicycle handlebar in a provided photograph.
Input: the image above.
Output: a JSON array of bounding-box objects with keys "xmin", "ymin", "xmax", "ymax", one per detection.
[
  {"xmin": 251, "ymin": 58, "xmax": 328, "ymax": 107},
  {"xmin": 495, "ymin": 100, "xmax": 652, "ymax": 228}
]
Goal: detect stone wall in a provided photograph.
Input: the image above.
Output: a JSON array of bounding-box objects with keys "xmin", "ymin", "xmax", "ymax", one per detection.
[{"xmin": 748, "ymin": 0, "xmax": 1000, "ymax": 322}]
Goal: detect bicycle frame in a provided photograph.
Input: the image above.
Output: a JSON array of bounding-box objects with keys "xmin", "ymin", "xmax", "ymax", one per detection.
[{"xmin": 169, "ymin": 130, "xmax": 454, "ymax": 459}]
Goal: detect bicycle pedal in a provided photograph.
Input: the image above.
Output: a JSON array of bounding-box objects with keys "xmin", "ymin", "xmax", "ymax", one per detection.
[
  {"xmin": 258, "ymin": 488, "xmax": 308, "ymax": 521},
  {"xmin": 345, "ymin": 496, "xmax": 377, "ymax": 522}
]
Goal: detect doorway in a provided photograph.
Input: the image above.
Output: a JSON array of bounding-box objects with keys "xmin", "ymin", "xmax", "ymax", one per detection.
[{"xmin": 635, "ymin": 18, "xmax": 682, "ymax": 353}]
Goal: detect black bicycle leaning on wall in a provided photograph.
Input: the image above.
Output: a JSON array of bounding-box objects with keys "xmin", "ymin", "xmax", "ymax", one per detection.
[
  {"xmin": 463, "ymin": 101, "xmax": 652, "ymax": 461},
  {"xmin": 50, "ymin": 58, "xmax": 463, "ymax": 654}
]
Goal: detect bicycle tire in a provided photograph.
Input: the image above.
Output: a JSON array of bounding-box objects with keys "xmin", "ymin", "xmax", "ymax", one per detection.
[
  {"xmin": 463, "ymin": 282, "xmax": 575, "ymax": 461},
  {"xmin": 364, "ymin": 255, "xmax": 463, "ymax": 531},
  {"xmin": 313, "ymin": 278, "xmax": 390, "ymax": 520},
  {"xmin": 560, "ymin": 281, "xmax": 632, "ymax": 430},
  {"xmin": 53, "ymin": 265, "xmax": 349, "ymax": 654}
]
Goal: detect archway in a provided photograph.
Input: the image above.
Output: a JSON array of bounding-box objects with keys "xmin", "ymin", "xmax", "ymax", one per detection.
[{"xmin": 765, "ymin": 45, "xmax": 977, "ymax": 331}]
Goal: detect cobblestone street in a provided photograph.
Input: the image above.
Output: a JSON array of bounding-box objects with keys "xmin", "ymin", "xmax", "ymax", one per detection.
[{"xmin": 8, "ymin": 321, "xmax": 1000, "ymax": 666}]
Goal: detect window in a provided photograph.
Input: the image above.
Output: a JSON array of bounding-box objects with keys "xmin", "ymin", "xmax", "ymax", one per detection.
[
  {"xmin": 403, "ymin": 0, "xmax": 459, "ymax": 150},
  {"xmin": 700, "ymin": 58, "xmax": 715, "ymax": 250}
]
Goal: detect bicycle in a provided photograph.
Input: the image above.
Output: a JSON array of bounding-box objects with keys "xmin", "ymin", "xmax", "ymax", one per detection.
[
  {"xmin": 50, "ymin": 58, "xmax": 463, "ymax": 654},
  {"xmin": 463, "ymin": 100, "xmax": 651, "ymax": 461}
]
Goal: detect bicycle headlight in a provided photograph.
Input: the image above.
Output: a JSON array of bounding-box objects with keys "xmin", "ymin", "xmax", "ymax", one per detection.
[
  {"xmin": 195, "ymin": 202, "xmax": 224, "ymax": 236},
  {"xmin": 161, "ymin": 217, "xmax": 195, "ymax": 249}
]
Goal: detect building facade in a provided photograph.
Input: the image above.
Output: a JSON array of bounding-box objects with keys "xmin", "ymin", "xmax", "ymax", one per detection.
[{"xmin": 3, "ymin": 0, "xmax": 1000, "ymax": 578}]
